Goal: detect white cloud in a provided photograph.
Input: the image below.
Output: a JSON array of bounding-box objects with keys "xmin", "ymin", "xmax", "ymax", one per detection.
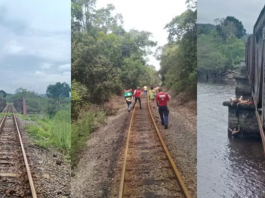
[
  {"xmin": 0, "ymin": 0, "xmax": 71, "ymax": 94},
  {"xmin": 5, "ymin": 40, "xmax": 23, "ymax": 54},
  {"xmin": 40, "ymin": 63, "xmax": 53, "ymax": 69},
  {"xmin": 13, "ymin": 35, "xmax": 71, "ymax": 63},
  {"xmin": 197, "ymin": 0, "xmax": 265, "ymax": 33},
  {"xmin": 34, "ymin": 70, "xmax": 46, "ymax": 77},
  {"xmin": 63, "ymin": 71, "xmax": 71, "ymax": 76},
  {"xmin": 58, "ymin": 63, "xmax": 71, "ymax": 70}
]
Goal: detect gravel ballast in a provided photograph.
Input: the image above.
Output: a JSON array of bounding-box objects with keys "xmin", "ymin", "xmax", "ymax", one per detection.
[{"xmin": 71, "ymin": 96, "xmax": 197, "ymax": 198}]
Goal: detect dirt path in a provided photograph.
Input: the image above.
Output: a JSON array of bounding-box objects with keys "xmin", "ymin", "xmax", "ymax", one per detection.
[{"xmin": 71, "ymin": 95, "xmax": 197, "ymax": 198}]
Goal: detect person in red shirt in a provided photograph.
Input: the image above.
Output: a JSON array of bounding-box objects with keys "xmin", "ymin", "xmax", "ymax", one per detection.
[
  {"xmin": 155, "ymin": 87, "xmax": 170, "ymax": 129},
  {"xmin": 133, "ymin": 87, "xmax": 142, "ymax": 109}
]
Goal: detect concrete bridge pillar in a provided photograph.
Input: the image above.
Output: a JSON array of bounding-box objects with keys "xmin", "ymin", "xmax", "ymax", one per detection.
[
  {"xmin": 223, "ymin": 101, "xmax": 260, "ymax": 138},
  {"xmin": 223, "ymin": 61, "xmax": 260, "ymax": 138}
]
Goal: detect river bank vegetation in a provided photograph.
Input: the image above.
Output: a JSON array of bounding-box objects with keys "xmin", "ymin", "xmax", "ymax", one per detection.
[{"xmin": 198, "ymin": 16, "xmax": 247, "ymax": 80}]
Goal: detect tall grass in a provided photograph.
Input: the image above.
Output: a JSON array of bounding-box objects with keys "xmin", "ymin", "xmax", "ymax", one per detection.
[
  {"xmin": 25, "ymin": 110, "xmax": 71, "ymax": 160},
  {"xmin": 50, "ymin": 110, "xmax": 71, "ymax": 150},
  {"xmin": 71, "ymin": 109, "xmax": 106, "ymax": 168}
]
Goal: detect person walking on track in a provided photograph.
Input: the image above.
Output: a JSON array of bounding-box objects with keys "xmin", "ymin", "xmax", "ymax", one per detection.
[
  {"xmin": 156, "ymin": 87, "xmax": 170, "ymax": 129},
  {"xmin": 149, "ymin": 87, "xmax": 156, "ymax": 109},
  {"xmin": 124, "ymin": 89, "xmax": 133, "ymax": 112},
  {"xmin": 154, "ymin": 85, "xmax": 160, "ymax": 107},
  {"xmin": 143, "ymin": 85, "xmax": 148, "ymax": 96},
  {"xmin": 133, "ymin": 87, "xmax": 142, "ymax": 109}
]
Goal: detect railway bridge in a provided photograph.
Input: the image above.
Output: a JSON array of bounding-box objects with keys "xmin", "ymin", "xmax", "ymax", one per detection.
[
  {"xmin": 223, "ymin": 5, "xmax": 265, "ymax": 153},
  {"xmin": 0, "ymin": 97, "xmax": 27, "ymax": 115},
  {"xmin": 0, "ymin": 97, "xmax": 6, "ymax": 112},
  {"xmin": 13, "ymin": 97, "xmax": 27, "ymax": 115}
]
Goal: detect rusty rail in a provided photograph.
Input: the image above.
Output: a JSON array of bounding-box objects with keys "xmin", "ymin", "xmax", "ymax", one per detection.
[
  {"xmin": 0, "ymin": 112, "xmax": 7, "ymax": 131},
  {"xmin": 118, "ymin": 97, "xmax": 191, "ymax": 198},
  {"xmin": 12, "ymin": 111, "xmax": 37, "ymax": 197},
  {"xmin": 118, "ymin": 103, "xmax": 135, "ymax": 198},
  {"xmin": 147, "ymin": 97, "xmax": 191, "ymax": 198},
  {"xmin": 1, "ymin": 105, "xmax": 37, "ymax": 197}
]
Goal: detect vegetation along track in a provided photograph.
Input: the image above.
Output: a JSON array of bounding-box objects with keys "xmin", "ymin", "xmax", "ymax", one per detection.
[
  {"xmin": 119, "ymin": 96, "xmax": 191, "ymax": 198},
  {"xmin": 0, "ymin": 105, "xmax": 37, "ymax": 198}
]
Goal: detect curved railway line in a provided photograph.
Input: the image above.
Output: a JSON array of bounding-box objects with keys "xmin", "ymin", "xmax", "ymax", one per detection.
[
  {"xmin": 0, "ymin": 105, "xmax": 37, "ymax": 198},
  {"xmin": 119, "ymin": 97, "xmax": 191, "ymax": 198}
]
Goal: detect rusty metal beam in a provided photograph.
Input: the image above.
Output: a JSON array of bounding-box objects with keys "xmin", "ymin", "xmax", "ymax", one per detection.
[
  {"xmin": 12, "ymin": 108, "xmax": 37, "ymax": 197},
  {"xmin": 23, "ymin": 97, "xmax": 27, "ymax": 115},
  {"xmin": 252, "ymin": 91, "xmax": 265, "ymax": 154}
]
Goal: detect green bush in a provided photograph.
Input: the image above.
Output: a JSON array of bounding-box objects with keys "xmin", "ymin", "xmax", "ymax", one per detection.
[{"xmin": 71, "ymin": 109, "xmax": 106, "ymax": 168}]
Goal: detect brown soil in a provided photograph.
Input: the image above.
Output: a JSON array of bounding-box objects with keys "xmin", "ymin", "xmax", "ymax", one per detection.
[
  {"xmin": 17, "ymin": 117, "xmax": 71, "ymax": 198},
  {"xmin": 71, "ymin": 93, "xmax": 197, "ymax": 198}
]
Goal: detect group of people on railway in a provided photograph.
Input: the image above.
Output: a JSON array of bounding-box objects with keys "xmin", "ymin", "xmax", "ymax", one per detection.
[{"xmin": 124, "ymin": 85, "xmax": 170, "ymax": 129}]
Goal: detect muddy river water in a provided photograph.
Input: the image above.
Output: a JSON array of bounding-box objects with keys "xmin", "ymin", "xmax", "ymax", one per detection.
[{"xmin": 198, "ymin": 82, "xmax": 265, "ymax": 198}]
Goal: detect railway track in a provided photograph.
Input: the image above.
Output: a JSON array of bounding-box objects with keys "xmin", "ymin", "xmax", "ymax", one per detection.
[
  {"xmin": 0, "ymin": 105, "xmax": 37, "ymax": 198},
  {"xmin": 119, "ymin": 97, "xmax": 191, "ymax": 198}
]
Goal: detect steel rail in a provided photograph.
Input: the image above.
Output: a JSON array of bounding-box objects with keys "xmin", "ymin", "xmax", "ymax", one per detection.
[
  {"xmin": 11, "ymin": 106, "xmax": 38, "ymax": 198},
  {"xmin": 118, "ymin": 96, "xmax": 191, "ymax": 198},
  {"xmin": 0, "ymin": 105, "xmax": 8, "ymax": 130},
  {"xmin": 0, "ymin": 112, "xmax": 7, "ymax": 131},
  {"xmin": 147, "ymin": 98, "xmax": 191, "ymax": 198},
  {"xmin": 118, "ymin": 104, "xmax": 136, "ymax": 198}
]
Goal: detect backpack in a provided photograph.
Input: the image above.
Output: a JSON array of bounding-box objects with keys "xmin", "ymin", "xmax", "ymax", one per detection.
[{"xmin": 124, "ymin": 92, "xmax": 132, "ymax": 98}]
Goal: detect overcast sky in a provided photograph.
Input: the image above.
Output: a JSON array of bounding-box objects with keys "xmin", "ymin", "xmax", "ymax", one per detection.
[
  {"xmin": 96, "ymin": 0, "xmax": 187, "ymax": 70},
  {"xmin": 198, "ymin": 0, "xmax": 265, "ymax": 34},
  {"xmin": 0, "ymin": 0, "xmax": 70, "ymax": 94}
]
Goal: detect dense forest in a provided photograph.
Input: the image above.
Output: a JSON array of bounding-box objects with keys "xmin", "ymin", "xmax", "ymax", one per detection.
[
  {"xmin": 71, "ymin": 0, "xmax": 197, "ymax": 167},
  {"xmin": 71, "ymin": 0, "xmax": 160, "ymax": 117},
  {"xmin": 197, "ymin": 16, "xmax": 247, "ymax": 79},
  {"xmin": 158, "ymin": 0, "xmax": 197, "ymax": 96},
  {"xmin": 71, "ymin": 0, "xmax": 162, "ymax": 166}
]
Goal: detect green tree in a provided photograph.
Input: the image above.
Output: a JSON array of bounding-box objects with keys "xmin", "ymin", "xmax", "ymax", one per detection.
[
  {"xmin": 197, "ymin": 20, "xmax": 245, "ymax": 79},
  {"xmin": 0, "ymin": 90, "xmax": 7, "ymax": 98},
  {"xmin": 71, "ymin": 1, "xmax": 158, "ymax": 106},
  {"xmin": 159, "ymin": 1, "xmax": 197, "ymax": 95},
  {"xmin": 197, "ymin": 24, "xmax": 215, "ymax": 35},
  {"xmin": 197, "ymin": 34, "xmax": 227, "ymax": 77},
  {"xmin": 46, "ymin": 82, "xmax": 71, "ymax": 106},
  {"xmin": 13, "ymin": 88, "xmax": 38, "ymax": 98},
  {"xmin": 216, "ymin": 16, "xmax": 246, "ymax": 41}
]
